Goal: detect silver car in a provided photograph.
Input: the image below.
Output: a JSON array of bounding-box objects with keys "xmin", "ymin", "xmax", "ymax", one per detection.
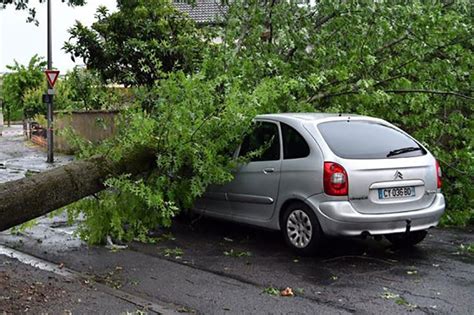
[{"xmin": 193, "ymin": 113, "xmax": 445, "ymax": 254}]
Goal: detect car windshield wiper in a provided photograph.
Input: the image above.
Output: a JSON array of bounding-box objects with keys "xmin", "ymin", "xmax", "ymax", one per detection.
[{"xmin": 387, "ymin": 146, "xmax": 422, "ymax": 157}]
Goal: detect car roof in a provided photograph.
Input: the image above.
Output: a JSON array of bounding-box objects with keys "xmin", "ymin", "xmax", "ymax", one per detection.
[{"xmin": 256, "ymin": 113, "xmax": 369, "ymax": 122}]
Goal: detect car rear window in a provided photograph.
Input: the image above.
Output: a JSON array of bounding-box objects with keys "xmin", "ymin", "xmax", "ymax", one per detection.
[
  {"xmin": 318, "ymin": 120, "xmax": 426, "ymax": 159},
  {"xmin": 281, "ymin": 122, "xmax": 310, "ymax": 159}
]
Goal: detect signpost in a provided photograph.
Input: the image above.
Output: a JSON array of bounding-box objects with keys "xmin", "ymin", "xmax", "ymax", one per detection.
[
  {"xmin": 44, "ymin": 69, "xmax": 59, "ymax": 164},
  {"xmin": 0, "ymin": 99, "xmax": 3, "ymax": 137},
  {"xmin": 45, "ymin": 0, "xmax": 55, "ymax": 164}
]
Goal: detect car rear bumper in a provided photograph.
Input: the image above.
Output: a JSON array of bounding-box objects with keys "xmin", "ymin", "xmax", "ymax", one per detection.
[{"xmin": 310, "ymin": 193, "xmax": 445, "ymax": 236}]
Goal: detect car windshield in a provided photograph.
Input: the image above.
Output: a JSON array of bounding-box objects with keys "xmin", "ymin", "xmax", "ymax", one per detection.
[{"xmin": 317, "ymin": 120, "xmax": 426, "ymax": 159}]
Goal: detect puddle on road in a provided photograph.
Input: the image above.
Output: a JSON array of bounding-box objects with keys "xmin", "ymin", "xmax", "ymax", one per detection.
[
  {"xmin": 0, "ymin": 168, "xmax": 25, "ymax": 183},
  {"xmin": 0, "ymin": 210, "xmax": 86, "ymax": 256},
  {"xmin": 4, "ymin": 155, "xmax": 73, "ymax": 173},
  {"xmin": 0, "ymin": 154, "xmax": 73, "ymax": 184},
  {"xmin": 1, "ymin": 130, "xmax": 74, "ymax": 183}
]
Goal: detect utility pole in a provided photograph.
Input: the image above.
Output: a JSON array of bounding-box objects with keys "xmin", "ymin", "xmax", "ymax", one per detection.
[{"xmin": 46, "ymin": 0, "xmax": 54, "ymax": 163}]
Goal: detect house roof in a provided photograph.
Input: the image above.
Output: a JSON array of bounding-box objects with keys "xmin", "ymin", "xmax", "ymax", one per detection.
[{"xmin": 173, "ymin": 1, "xmax": 227, "ymax": 24}]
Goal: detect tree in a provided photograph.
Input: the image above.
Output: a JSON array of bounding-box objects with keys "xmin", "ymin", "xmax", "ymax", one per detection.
[
  {"xmin": 0, "ymin": 0, "xmax": 86, "ymax": 25},
  {"xmin": 2, "ymin": 1, "xmax": 472, "ymax": 241},
  {"xmin": 74, "ymin": 0, "xmax": 470, "ymax": 242},
  {"xmin": 67, "ymin": 67, "xmax": 104, "ymax": 110},
  {"xmin": 64, "ymin": 0, "xmax": 207, "ymax": 87},
  {"xmin": 23, "ymin": 76, "xmax": 76, "ymax": 117},
  {"xmin": 2, "ymin": 55, "xmax": 46, "ymax": 123},
  {"xmin": 0, "ymin": 149, "xmax": 156, "ymax": 232},
  {"xmin": 22, "ymin": 67, "xmax": 112, "ymax": 114}
]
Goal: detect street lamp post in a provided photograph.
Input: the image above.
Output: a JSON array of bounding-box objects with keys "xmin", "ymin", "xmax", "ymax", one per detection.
[{"xmin": 46, "ymin": 0, "xmax": 54, "ymax": 163}]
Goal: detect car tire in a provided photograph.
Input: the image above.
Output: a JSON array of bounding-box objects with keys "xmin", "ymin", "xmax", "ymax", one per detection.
[
  {"xmin": 385, "ymin": 230, "xmax": 428, "ymax": 247},
  {"xmin": 282, "ymin": 202, "xmax": 322, "ymax": 255}
]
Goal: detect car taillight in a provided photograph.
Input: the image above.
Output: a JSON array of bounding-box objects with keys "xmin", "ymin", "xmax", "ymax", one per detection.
[
  {"xmin": 324, "ymin": 162, "xmax": 348, "ymax": 196},
  {"xmin": 436, "ymin": 160, "xmax": 442, "ymax": 189}
]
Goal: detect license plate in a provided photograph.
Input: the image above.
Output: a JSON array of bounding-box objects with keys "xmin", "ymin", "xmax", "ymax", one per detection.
[{"xmin": 378, "ymin": 186, "xmax": 415, "ymax": 199}]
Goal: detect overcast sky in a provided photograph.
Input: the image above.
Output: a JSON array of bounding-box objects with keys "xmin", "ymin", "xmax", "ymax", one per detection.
[{"xmin": 0, "ymin": 0, "xmax": 117, "ymax": 73}]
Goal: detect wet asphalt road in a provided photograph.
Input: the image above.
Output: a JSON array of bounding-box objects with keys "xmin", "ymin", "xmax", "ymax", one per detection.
[
  {"xmin": 1, "ymin": 125, "xmax": 473, "ymax": 314},
  {"xmin": 0, "ymin": 125, "xmax": 72, "ymax": 183},
  {"xmin": 0, "ymin": 254, "xmax": 139, "ymax": 314},
  {"xmin": 0, "ymin": 214, "xmax": 473, "ymax": 314}
]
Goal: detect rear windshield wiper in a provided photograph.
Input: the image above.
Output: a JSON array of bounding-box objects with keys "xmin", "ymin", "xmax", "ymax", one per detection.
[{"xmin": 387, "ymin": 146, "xmax": 422, "ymax": 157}]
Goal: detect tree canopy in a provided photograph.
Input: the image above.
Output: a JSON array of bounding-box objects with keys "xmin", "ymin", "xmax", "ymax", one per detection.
[
  {"xmin": 64, "ymin": 0, "xmax": 207, "ymax": 86},
  {"xmin": 0, "ymin": 0, "xmax": 86, "ymax": 25},
  {"xmin": 22, "ymin": 66, "xmax": 132, "ymax": 116},
  {"xmin": 1, "ymin": 55, "xmax": 46, "ymax": 123}
]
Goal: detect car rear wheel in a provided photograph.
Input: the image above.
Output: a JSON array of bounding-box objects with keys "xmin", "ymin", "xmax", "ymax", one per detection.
[
  {"xmin": 282, "ymin": 202, "xmax": 322, "ymax": 255},
  {"xmin": 385, "ymin": 230, "xmax": 428, "ymax": 247}
]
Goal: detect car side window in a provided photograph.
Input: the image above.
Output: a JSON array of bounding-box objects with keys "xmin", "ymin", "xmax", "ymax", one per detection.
[
  {"xmin": 281, "ymin": 122, "xmax": 310, "ymax": 159},
  {"xmin": 239, "ymin": 122, "xmax": 280, "ymax": 161}
]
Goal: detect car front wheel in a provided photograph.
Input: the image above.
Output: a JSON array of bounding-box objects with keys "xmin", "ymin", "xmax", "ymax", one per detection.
[
  {"xmin": 282, "ymin": 202, "xmax": 322, "ymax": 255},
  {"xmin": 385, "ymin": 230, "xmax": 428, "ymax": 247}
]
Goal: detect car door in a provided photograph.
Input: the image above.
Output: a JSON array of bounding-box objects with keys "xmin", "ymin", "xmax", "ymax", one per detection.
[
  {"xmin": 194, "ymin": 183, "xmax": 233, "ymax": 219},
  {"xmin": 227, "ymin": 121, "xmax": 282, "ymax": 221}
]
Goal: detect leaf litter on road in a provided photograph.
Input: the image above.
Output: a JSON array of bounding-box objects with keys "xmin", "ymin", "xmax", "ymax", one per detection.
[
  {"xmin": 263, "ymin": 287, "xmax": 280, "ymax": 296},
  {"xmin": 280, "ymin": 287, "xmax": 294, "ymax": 297},
  {"xmin": 163, "ymin": 247, "xmax": 184, "ymax": 259},
  {"xmin": 223, "ymin": 249, "xmax": 251, "ymax": 258},
  {"xmin": 381, "ymin": 287, "xmax": 417, "ymax": 310}
]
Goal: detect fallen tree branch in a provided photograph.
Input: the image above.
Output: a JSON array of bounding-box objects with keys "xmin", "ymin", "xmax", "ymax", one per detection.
[
  {"xmin": 307, "ymin": 88, "xmax": 473, "ymax": 103},
  {"xmin": 0, "ymin": 149, "xmax": 156, "ymax": 232},
  {"xmin": 383, "ymin": 89, "xmax": 473, "ymax": 100},
  {"xmin": 373, "ymin": 74, "xmax": 407, "ymax": 87},
  {"xmin": 375, "ymin": 34, "xmax": 409, "ymax": 54}
]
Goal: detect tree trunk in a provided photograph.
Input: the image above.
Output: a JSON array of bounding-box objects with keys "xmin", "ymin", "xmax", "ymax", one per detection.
[
  {"xmin": 7, "ymin": 107, "xmax": 11, "ymax": 127},
  {"xmin": 0, "ymin": 149, "xmax": 155, "ymax": 231}
]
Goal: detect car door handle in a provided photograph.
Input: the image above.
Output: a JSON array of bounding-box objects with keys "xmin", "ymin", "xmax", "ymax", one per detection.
[{"xmin": 262, "ymin": 168, "xmax": 275, "ymax": 174}]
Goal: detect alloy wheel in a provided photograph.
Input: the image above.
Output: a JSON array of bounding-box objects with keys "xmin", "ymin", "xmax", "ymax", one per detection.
[{"xmin": 286, "ymin": 209, "xmax": 313, "ymax": 248}]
